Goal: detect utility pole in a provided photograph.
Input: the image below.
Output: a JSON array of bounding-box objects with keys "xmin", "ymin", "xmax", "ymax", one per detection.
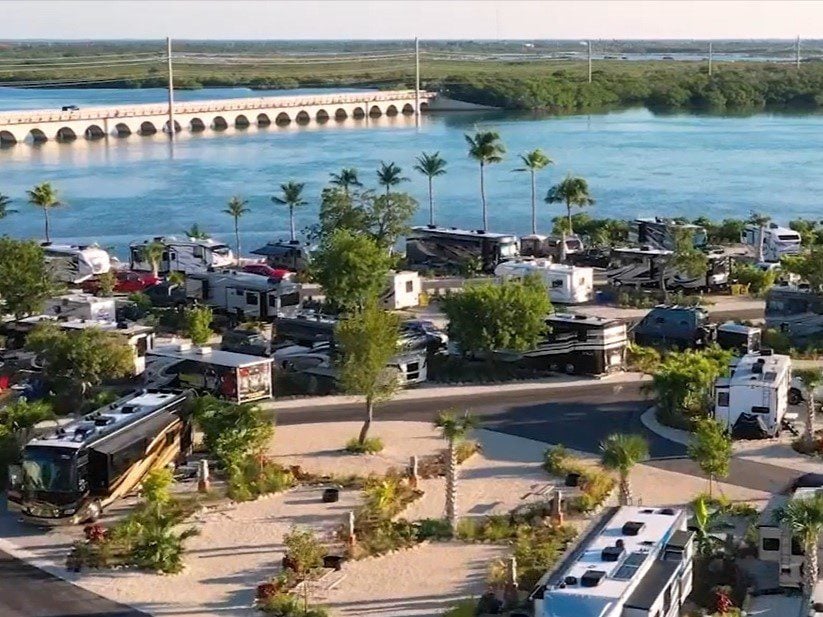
[
  {"xmin": 166, "ymin": 36, "xmax": 175, "ymax": 137},
  {"xmin": 708, "ymin": 41, "xmax": 713, "ymax": 77},
  {"xmin": 795, "ymin": 36, "xmax": 801, "ymax": 70},
  {"xmin": 587, "ymin": 40, "xmax": 592, "ymax": 84},
  {"xmin": 414, "ymin": 37, "xmax": 421, "ymax": 127}
]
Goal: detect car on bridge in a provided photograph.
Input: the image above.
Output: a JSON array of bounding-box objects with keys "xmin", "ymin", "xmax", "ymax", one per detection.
[{"xmin": 61, "ymin": 105, "xmax": 80, "ymax": 111}]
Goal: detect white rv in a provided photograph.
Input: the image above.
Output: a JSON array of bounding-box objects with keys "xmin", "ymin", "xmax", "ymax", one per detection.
[
  {"xmin": 43, "ymin": 293, "xmax": 116, "ymax": 322},
  {"xmin": 185, "ymin": 270, "xmax": 301, "ymax": 321},
  {"xmin": 714, "ymin": 350, "xmax": 792, "ymax": 439},
  {"xmin": 494, "ymin": 259, "xmax": 594, "ymax": 304},
  {"xmin": 129, "ymin": 236, "xmax": 234, "ymax": 275},
  {"xmin": 42, "ymin": 243, "xmax": 111, "ymax": 284},
  {"xmin": 741, "ymin": 224, "xmax": 802, "ymax": 263},
  {"xmin": 380, "ymin": 271, "xmax": 422, "ymax": 310}
]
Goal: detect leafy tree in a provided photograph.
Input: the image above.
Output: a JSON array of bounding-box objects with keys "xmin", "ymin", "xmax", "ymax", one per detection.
[
  {"xmin": 0, "ymin": 238, "xmax": 58, "ymax": 318},
  {"xmin": 376, "ymin": 161, "xmax": 409, "ymax": 198},
  {"xmin": 192, "ymin": 396, "xmax": 274, "ymax": 471},
  {"xmin": 659, "ymin": 227, "xmax": 708, "ymax": 301},
  {"xmin": 311, "ymin": 186, "xmax": 369, "ymax": 242},
  {"xmin": 311, "ymin": 229, "xmax": 392, "ymax": 313},
  {"xmin": 789, "ymin": 218, "xmax": 823, "ymax": 246},
  {"xmin": 688, "ymin": 417, "xmax": 732, "ymax": 497},
  {"xmin": 514, "ymin": 149, "xmax": 553, "ymax": 235},
  {"xmin": 413, "ymin": 151, "xmax": 447, "ymax": 227},
  {"xmin": 434, "ymin": 410, "xmax": 479, "ymax": 530},
  {"xmin": 732, "ymin": 262, "xmax": 776, "ymax": 294},
  {"xmin": 0, "ymin": 398, "xmax": 54, "ymax": 450},
  {"xmin": 599, "ymin": 433, "xmax": 649, "ymax": 506},
  {"xmin": 366, "ymin": 191, "xmax": 418, "ymax": 250},
  {"xmin": 775, "ymin": 492, "xmax": 823, "ymax": 608},
  {"xmin": 184, "ymin": 223, "xmax": 210, "ymax": 239},
  {"xmin": 223, "ymin": 196, "xmax": 250, "ymax": 262},
  {"xmin": 794, "ymin": 369, "xmax": 822, "ymax": 450},
  {"xmin": 691, "ymin": 495, "xmax": 726, "ymax": 557},
  {"xmin": 627, "ymin": 343, "xmax": 661, "ymax": 374},
  {"xmin": 272, "ymin": 181, "xmax": 307, "ymax": 242},
  {"xmin": 185, "ymin": 306, "xmax": 213, "ymax": 346},
  {"xmin": 137, "ymin": 240, "xmax": 165, "ymax": 277},
  {"xmin": 692, "ymin": 217, "xmax": 746, "ymax": 245},
  {"xmin": 465, "ymin": 131, "xmax": 505, "ymax": 231},
  {"xmin": 552, "ymin": 214, "xmax": 628, "ymax": 246},
  {"xmin": 442, "ymin": 274, "xmax": 551, "ymax": 356},
  {"xmin": 335, "ymin": 303, "xmax": 401, "ymax": 444},
  {"xmin": 27, "ymin": 182, "xmax": 63, "ymax": 243},
  {"xmin": 545, "ymin": 175, "xmax": 595, "ymax": 249},
  {"xmin": 782, "ymin": 246, "xmax": 823, "ymax": 292},
  {"xmin": 0, "ymin": 193, "xmax": 17, "ymax": 220},
  {"xmin": 329, "ymin": 167, "xmax": 362, "ymax": 196}
]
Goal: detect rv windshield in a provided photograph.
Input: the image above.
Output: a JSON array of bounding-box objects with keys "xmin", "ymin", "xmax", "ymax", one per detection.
[
  {"xmin": 500, "ymin": 241, "xmax": 518, "ymax": 258},
  {"xmin": 692, "ymin": 229, "xmax": 708, "ymax": 247},
  {"xmin": 212, "ymin": 245, "xmax": 231, "ymax": 256},
  {"xmin": 22, "ymin": 446, "xmax": 76, "ymax": 492}
]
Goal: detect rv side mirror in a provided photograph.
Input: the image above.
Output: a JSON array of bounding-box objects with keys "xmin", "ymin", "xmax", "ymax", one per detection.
[{"xmin": 8, "ymin": 464, "xmax": 22, "ymax": 490}]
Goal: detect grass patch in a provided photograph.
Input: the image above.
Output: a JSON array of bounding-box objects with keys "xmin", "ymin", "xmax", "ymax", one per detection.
[
  {"xmin": 415, "ymin": 518, "xmax": 454, "ymax": 541},
  {"xmin": 441, "ymin": 599, "xmax": 477, "ymax": 617},
  {"xmin": 228, "ymin": 458, "xmax": 295, "ymax": 502},
  {"xmin": 344, "ymin": 436, "xmax": 384, "ymax": 454}
]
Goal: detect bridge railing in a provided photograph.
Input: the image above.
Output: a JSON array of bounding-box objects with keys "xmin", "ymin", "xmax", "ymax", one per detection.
[{"xmin": 0, "ymin": 90, "xmax": 435, "ymax": 126}]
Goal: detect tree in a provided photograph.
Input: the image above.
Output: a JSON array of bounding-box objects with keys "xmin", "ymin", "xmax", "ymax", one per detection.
[
  {"xmin": 184, "ymin": 223, "xmax": 210, "ymax": 240},
  {"xmin": 0, "ymin": 238, "xmax": 57, "ymax": 318},
  {"xmin": 465, "ymin": 131, "xmax": 505, "ymax": 231},
  {"xmin": 794, "ymin": 369, "xmax": 822, "ymax": 450},
  {"xmin": 335, "ymin": 303, "xmax": 401, "ymax": 444},
  {"xmin": 545, "ymin": 175, "xmax": 595, "ymax": 238},
  {"xmin": 442, "ymin": 274, "xmax": 551, "ymax": 357},
  {"xmin": 27, "ymin": 182, "xmax": 63, "ymax": 243},
  {"xmin": 272, "ymin": 181, "xmax": 307, "ymax": 242},
  {"xmin": 0, "ymin": 398, "xmax": 54, "ymax": 450},
  {"xmin": 514, "ymin": 149, "xmax": 553, "ymax": 235},
  {"xmin": 311, "ymin": 186, "xmax": 369, "ymax": 242},
  {"xmin": 223, "ymin": 196, "xmax": 250, "ymax": 262},
  {"xmin": 775, "ymin": 492, "xmax": 823, "ymax": 607},
  {"xmin": 691, "ymin": 495, "xmax": 727, "ymax": 557},
  {"xmin": 311, "ymin": 229, "xmax": 392, "ymax": 313},
  {"xmin": 366, "ymin": 191, "xmax": 418, "ymax": 251},
  {"xmin": 185, "ymin": 306, "xmax": 213, "ymax": 346},
  {"xmin": 329, "ymin": 168, "xmax": 362, "ymax": 196},
  {"xmin": 283, "ymin": 527, "xmax": 325, "ymax": 580},
  {"xmin": 434, "ymin": 410, "xmax": 479, "ymax": 530},
  {"xmin": 659, "ymin": 227, "xmax": 708, "ymax": 302},
  {"xmin": 782, "ymin": 246, "xmax": 823, "ymax": 292},
  {"xmin": 97, "ymin": 270, "xmax": 117, "ymax": 297},
  {"xmin": 375, "ymin": 161, "xmax": 408, "ymax": 199},
  {"xmin": 652, "ymin": 347, "xmax": 733, "ymax": 424},
  {"xmin": 599, "ymin": 433, "xmax": 649, "ymax": 506},
  {"xmin": 748, "ymin": 210, "xmax": 771, "ymax": 263},
  {"xmin": 688, "ymin": 417, "xmax": 732, "ymax": 497},
  {"xmin": 193, "ymin": 395, "xmax": 274, "ymax": 471},
  {"xmin": 789, "ymin": 218, "xmax": 823, "ymax": 247},
  {"xmin": 140, "ymin": 241, "xmax": 165, "ymax": 277},
  {"xmin": 0, "ymin": 193, "xmax": 17, "ymax": 221},
  {"xmin": 413, "ymin": 151, "xmax": 447, "ymax": 227}
]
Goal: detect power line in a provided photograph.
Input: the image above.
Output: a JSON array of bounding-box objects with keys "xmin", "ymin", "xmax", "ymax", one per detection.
[{"xmin": 0, "ymin": 58, "xmax": 162, "ymax": 73}]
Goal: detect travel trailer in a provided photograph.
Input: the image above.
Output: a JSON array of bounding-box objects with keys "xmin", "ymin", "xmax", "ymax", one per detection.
[
  {"xmin": 628, "ymin": 218, "xmax": 707, "ymax": 251},
  {"xmin": 185, "ymin": 270, "xmax": 302, "ymax": 321},
  {"xmin": 765, "ymin": 287, "xmax": 823, "ymax": 347},
  {"xmin": 713, "ymin": 350, "xmax": 793, "ymax": 439},
  {"xmin": 606, "ymin": 247, "xmax": 730, "ymax": 291},
  {"xmin": 741, "ymin": 224, "xmax": 802, "ymax": 263},
  {"xmin": 494, "ymin": 259, "xmax": 594, "ymax": 304},
  {"xmin": 632, "ymin": 306, "xmax": 761, "ymax": 353},
  {"xmin": 6, "ymin": 389, "xmax": 192, "ymax": 525},
  {"xmin": 44, "ymin": 293, "xmax": 116, "ymax": 322},
  {"xmin": 405, "ymin": 225, "xmax": 519, "ymax": 273},
  {"xmin": 519, "ymin": 234, "xmax": 584, "ymax": 261},
  {"xmin": 42, "ymin": 243, "xmax": 112, "ymax": 284},
  {"xmin": 530, "ymin": 505, "xmax": 694, "ymax": 617},
  {"xmin": 129, "ymin": 236, "xmax": 234, "ymax": 275},
  {"xmin": 249, "ymin": 240, "xmax": 311, "ymax": 272},
  {"xmin": 380, "ymin": 271, "xmax": 422, "ymax": 310}
]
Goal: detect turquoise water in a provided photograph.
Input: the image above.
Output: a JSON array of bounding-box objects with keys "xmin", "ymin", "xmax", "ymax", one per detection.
[{"xmin": 0, "ymin": 87, "xmax": 821, "ymax": 255}]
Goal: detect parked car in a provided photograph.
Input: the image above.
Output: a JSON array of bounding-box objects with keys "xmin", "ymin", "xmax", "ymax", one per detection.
[
  {"xmin": 61, "ymin": 105, "xmax": 80, "ymax": 111},
  {"xmin": 242, "ymin": 263, "xmax": 293, "ymax": 281},
  {"xmin": 143, "ymin": 282, "xmax": 187, "ymax": 308},
  {"xmin": 788, "ymin": 376, "xmax": 823, "ymax": 408},
  {"xmin": 82, "ymin": 270, "xmax": 160, "ymax": 295}
]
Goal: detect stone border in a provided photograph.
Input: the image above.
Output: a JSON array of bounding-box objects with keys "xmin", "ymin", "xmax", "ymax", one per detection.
[{"xmin": 639, "ymin": 406, "xmax": 691, "ymax": 446}]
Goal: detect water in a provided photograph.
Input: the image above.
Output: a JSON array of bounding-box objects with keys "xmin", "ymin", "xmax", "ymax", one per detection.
[{"xmin": 0, "ymin": 86, "xmax": 821, "ymax": 256}]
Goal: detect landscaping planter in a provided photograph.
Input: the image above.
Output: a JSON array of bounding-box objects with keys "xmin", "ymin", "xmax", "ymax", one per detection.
[
  {"xmin": 565, "ymin": 471, "xmax": 582, "ymax": 487},
  {"xmin": 322, "ymin": 488, "xmax": 340, "ymax": 503},
  {"xmin": 323, "ymin": 554, "xmax": 344, "ymax": 571}
]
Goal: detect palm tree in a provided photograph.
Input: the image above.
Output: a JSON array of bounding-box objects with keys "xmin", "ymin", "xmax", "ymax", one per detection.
[
  {"xmin": 434, "ymin": 410, "xmax": 479, "ymax": 530},
  {"xmin": 413, "ymin": 152, "xmax": 447, "ymax": 227},
  {"xmin": 599, "ymin": 433, "xmax": 649, "ymax": 506},
  {"xmin": 142, "ymin": 241, "xmax": 165, "ymax": 277},
  {"xmin": 184, "ymin": 223, "xmax": 210, "ymax": 240},
  {"xmin": 329, "ymin": 168, "xmax": 362, "ymax": 197},
  {"xmin": 376, "ymin": 161, "xmax": 408, "ymax": 199},
  {"xmin": 27, "ymin": 182, "xmax": 63, "ymax": 242},
  {"xmin": 223, "ymin": 196, "xmax": 250, "ymax": 263},
  {"xmin": 465, "ymin": 131, "xmax": 505, "ymax": 231},
  {"xmin": 691, "ymin": 495, "xmax": 726, "ymax": 557},
  {"xmin": 776, "ymin": 492, "xmax": 823, "ymax": 607},
  {"xmin": 272, "ymin": 181, "xmax": 306, "ymax": 242},
  {"xmin": 0, "ymin": 193, "xmax": 17, "ymax": 221},
  {"xmin": 545, "ymin": 174, "xmax": 595, "ymax": 238},
  {"xmin": 748, "ymin": 210, "xmax": 771, "ymax": 263},
  {"xmin": 514, "ymin": 149, "xmax": 553, "ymax": 235},
  {"xmin": 795, "ymin": 369, "xmax": 822, "ymax": 450}
]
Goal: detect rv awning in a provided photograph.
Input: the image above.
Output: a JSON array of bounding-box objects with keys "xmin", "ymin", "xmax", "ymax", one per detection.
[
  {"xmin": 90, "ymin": 411, "xmax": 178, "ymax": 455},
  {"xmin": 250, "ymin": 243, "xmax": 295, "ymax": 257}
]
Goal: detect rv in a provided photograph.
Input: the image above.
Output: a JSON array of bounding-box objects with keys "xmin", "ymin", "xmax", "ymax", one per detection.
[
  {"xmin": 129, "ymin": 236, "xmax": 234, "ymax": 275},
  {"xmin": 713, "ymin": 350, "xmax": 792, "ymax": 439},
  {"xmin": 6, "ymin": 389, "xmax": 192, "ymax": 525},
  {"xmin": 628, "ymin": 218, "xmax": 707, "ymax": 251},
  {"xmin": 44, "ymin": 293, "xmax": 116, "ymax": 322},
  {"xmin": 380, "ymin": 271, "xmax": 422, "ymax": 310},
  {"xmin": 632, "ymin": 306, "xmax": 760, "ymax": 353},
  {"xmin": 249, "ymin": 240, "xmax": 311, "ymax": 272},
  {"xmin": 741, "ymin": 224, "xmax": 803, "ymax": 263},
  {"xmin": 765, "ymin": 287, "xmax": 823, "ymax": 347},
  {"xmin": 42, "ymin": 244, "xmax": 112, "ymax": 284},
  {"xmin": 607, "ymin": 247, "xmax": 730, "ymax": 291},
  {"xmin": 405, "ymin": 225, "xmax": 519, "ymax": 273},
  {"xmin": 186, "ymin": 270, "xmax": 302, "ymax": 321},
  {"xmin": 519, "ymin": 234, "xmax": 584, "ymax": 261},
  {"xmin": 494, "ymin": 259, "xmax": 594, "ymax": 304}
]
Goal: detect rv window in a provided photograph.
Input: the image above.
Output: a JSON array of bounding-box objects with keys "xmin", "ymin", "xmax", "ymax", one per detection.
[
  {"xmin": 162, "ymin": 251, "xmax": 170, "ymax": 261},
  {"xmin": 405, "ymin": 281, "xmax": 414, "ymax": 293},
  {"xmin": 750, "ymin": 406, "xmax": 770, "ymax": 414},
  {"xmin": 791, "ymin": 536, "xmax": 803, "ymax": 556},
  {"xmin": 110, "ymin": 438, "xmax": 148, "ymax": 479},
  {"xmin": 717, "ymin": 392, "xmax": 730, "ymax": 407},
  {"xmin": 280, "ymin": 292, "xmax": 300, "ymax": 307},
  {"xmin": 193, "ymin": 246, "xmax": 204, "ymax": 258},
  {"xmin": 762, "ymin": 538, "xmax": 779, "ymax": 552},
  {"xmin": 135, "ymin": 336, "xmax": 148, "ymax": 358},
  {"xmin": 236, "ymin": 289, "xmax": 244, "ymax": 296},
  {"xmin": 551, "ymin": 280, "xmax": 563, "ymax": 289},
  {"xmin": 169, "ymin": 251, "xmax": 176, "ymax": 261},
  {"xmin": 245, "ymin": 292, "xmax": 259, "ymax": 306}
]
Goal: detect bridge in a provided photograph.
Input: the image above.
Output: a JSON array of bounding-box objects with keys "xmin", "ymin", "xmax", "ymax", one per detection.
[{"xmin": 0, "ymin": 89, "xmax": 437, "ymax": 145}]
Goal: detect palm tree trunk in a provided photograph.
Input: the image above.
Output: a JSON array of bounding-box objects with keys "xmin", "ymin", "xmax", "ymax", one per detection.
[
  {"xmin": 566, "ymin": 201, "xmax": 573, "ymax": 237},
  {"xmin": 660, "ymin": 261, "xmax": 669, "ymax": 302},
  {"xmin": 530, "ymin": 170, "xmax": 537, "ymax": 235},
  {"xmin": 44, "ymin": 208, "xmax": 50, "ymax": 243},
  {"xmin": 289, "ymin": 204, "xmax": 295, "ymax": 242},
  {"xmin": 804, "ymin": 535, "xmax": 818, "ymax": 607},
  {"xmin": 757, "ymin": 225, "xmax": 765, "ymax": 263},
  {"xmin": 804, "ymin": 395, "xmax": 816, "ymax": 449},
  {"xmin": 619, "ymin": 473, "xmax": 632, "ymax": 506},
  {"xmin": 428, "ymin": 176, "xmax": 434, "ymax": 227},
  {"xmin": 446, "ymin": 440, "xmax": 458, "ymax": 528},
  {"xmin": 480, "ymin": 162, "xmax": 487, "ymax": 232},
  {"xmin": 708, "ymin": 474, "xmax": 714, "ymax": 498},
  {"xmin": 234, "ymin": 219, "xmax": 241, "ymax": 264},
  {"xmin": 358, "ymin": 397, "xmax": 374, "ymax": 444}
]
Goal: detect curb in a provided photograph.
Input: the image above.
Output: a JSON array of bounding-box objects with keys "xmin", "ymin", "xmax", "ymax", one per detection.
[{"xmin": 639, "ymin": 406, "xmax": 691, "ymax": 446}]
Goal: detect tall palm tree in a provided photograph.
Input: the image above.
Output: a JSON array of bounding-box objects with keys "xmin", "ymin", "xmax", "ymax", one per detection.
[
  {"xmin": 329, "ymin": 168, "xmax": 362, "ymax": 197},
  {"xmin": 434, "ymin": 410, "xmax": 479, "ymax": 530},
  {"xmin": 223, "ymin": 196, "xmax": 250, "ymax": 263},
  {"xmin": 545, "ymin": 174, "xmax": 595, "ymax": 237},
  {"xmin": 514, "ymin": 149, "xmax": 553, "ymax": 235},
  {"xmin": 599, "ymin": 433, "xmax": 649, "ymax": 506},
  {"xmin": 413, "ymin": 152, "xmax": 447, "ymax": 227},
  {"xmin": 272, "ymin": 181, "xmax": 306, "ymax": 242},
  {"xmin": 184, "ymin": 223, "xmax": 210, "ymax": 240},
  {"xmin": 27, "ymin": 182, "xmax": 63, "ymax": 243},
  {"xmin": 465, "ymin": 131, "xmax": 505, "ymax": 231},
  {"xmin": 0, "ymin": 193, "xmax": 17, "ymax": 221},
  {"xmin": 142, "ymin": 241, "xmax": 165, "ymax": 277},
  {"xmin": 748, "ymin": 210, "xmax": 772, "ymax": 264},
  {"xmin": 376, "ymin": 161, "xmax": 408, "ymax": 199},
  {"xmin": 776, "ymin": 492, "xmax": 823, "ymax": 607},
  {"xmin": 795, "ymin": 369, "xmax": 822, "ymax": 450}
]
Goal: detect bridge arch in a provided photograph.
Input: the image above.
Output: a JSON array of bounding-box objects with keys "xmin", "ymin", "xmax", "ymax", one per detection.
[
  {"xmin": 420, "ymin": 101, "xmax": 430, "ymax": 112},
  {"xmin": 190, "ymin": 118, "xmax": 206, "ymax": 132},
  {"xmin": 385, "ymin": 105, "xmax": 399, "ymax": 116},
  {"xmin": 0, "ymin": 130, "xmax": 17, "ymax": 145},
  {"xmin": 402, "ymin": 103, "xmax": 414, "ymax": 115},
  {"xmin": 257, "ymin": 113, "xmax": 271, "ymax": 126},
  {"xmin": 212, "ymin": 116, "xmax": 228, "ymax": 130},
  {"xmin": 275, "ymin": 112, "xmax": 291, "ymax": 126},
  {"xmin": 369, "ymin": 105, "xmax": 382, "ymax": 117},
  {"xmin": 235, "ymin": 114, "xmax": 250, "ymax": 129},
  {"xmin": 163, "ymin": 120, "xmax": 182, "ymax": 134},
  {"xmin": 315, "ymin": 109, "xmax": 329, "ymax": 123},
  {"xmin": 56, "ymin": 126, "xmax": 77, "ymax": 141},
  {"xmin": 295, "ymin": 110, "xmax": 310, "ymax": 125},
  {"xmin": 84, "ymin": 125, "xmax": 106, "ymax": 140},
  {"xmin": 352, "ymin": 107, "xmax": 365, "ymax": 119},
  {"xmin": 139, "ymin": 121, "xmax": 157, "ymax": 135},
  {"xmin": 114, "ymin": 123, "xmax": 132, "ymax": 137},
  {"xmin": 334, "ymin": 108, "xmax": 348, "ymax": 121},
  {"xmin": 29, "ymin": 128, "xmax": 47, "ymax": 143}
]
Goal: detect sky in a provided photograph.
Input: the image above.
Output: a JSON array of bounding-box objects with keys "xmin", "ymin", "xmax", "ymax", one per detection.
[{"xmin": 2, "ymin": 0, "xmax": 823, "ymax": 40}]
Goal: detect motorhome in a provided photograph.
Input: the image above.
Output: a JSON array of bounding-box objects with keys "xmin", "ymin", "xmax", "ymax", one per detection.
[
  {"xmin": 44, "ymin": 293, "xmax": 116, "ymax": 322},
  {"xmin": 185, "ymin": 270, "xmax": 302, "ymax": 321},
  {"xmin": 129, "ymin": 236, "xmax": 234, "ymax": 275},
  {"xmin": 530, "ymin": 505, "xmax": 694, "ymax": 617},
  {"xmin": 405, "ymin": 225, "xmax": 519, "ymax": 273},
  {"xmin": 42, "ymin": 244, "xmax": 112, "ymax": 284},
  {"xmin": 494, "ymin": 259, "xmax": 594, "ymax": 304},
  {"xmin": 6, "ymin": 389, "xmax": 192, "ymax": 525},
  {"xmin": 249, "ymin": 240, "xmax": 311, "ymax": 272},
  {"xmin": 606, "ymin": 247, "xmax": 730, "ymax": 291},
  {"xmin": 519, "ymin": 234, "xmax": 584, "ymax": 261},
  {"xmin": 628, "ymin": 218, "xmax": 707, "ymax": 251},
  {"xmin": 380, "ymin": 271, "xmax": 422, "ymax": 310},
  {"xmin": 741, "ymin": 224, "xmax": 803, "ymax": 263},
  {"xmin": 632, "ymin": 306, "xmax": 760, "ymax": 353},
  {"xmin": 765, "ymin": 287, "xmax": 823, "ymax": 347},
  {"xmin": 713, "ymin": 350, "xmax": 792, "ymax": 439}
]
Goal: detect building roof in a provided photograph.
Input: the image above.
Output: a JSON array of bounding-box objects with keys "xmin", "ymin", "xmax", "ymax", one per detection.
[
  {"xmin": 623, "ymin": 559, "xmax": 680, "ymax": 610},
  {"xmin": 496, "ymin": 260, "xmax": 593, "ymax": 276},
  {"xmin": 149, "ymin": 344, "xmax": 273, "ymax": 368},
  {"xmin": 192, "ymin": 269, "xmax": 300, "ymax": 293},
  {"xmin": 409, "ymin": 225, "xmax": 517, "ymax": 241},
  {"xmin": 130, "ymin": 236, "xmax": 230, "ymax": 249},
  {"xmin": 58, "ymin": 319, "xmax": 153, "ymax": 336}
]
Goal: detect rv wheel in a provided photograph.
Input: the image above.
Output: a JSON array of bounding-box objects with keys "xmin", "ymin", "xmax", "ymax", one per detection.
[
  {"xmin": 788, "ymin": 388, "xmax": 802, "ymax": 405},
  {"xmin": 82, "ymin": 500, "xmax": 102, "ymax": 523},
  {"xmin": 564, "ymin": 363, "xmax": 576, "ymax": 375}
]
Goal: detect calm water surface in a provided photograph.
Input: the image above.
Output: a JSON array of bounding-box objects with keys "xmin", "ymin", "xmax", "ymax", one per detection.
[{"xmin": 0, "ymin": 87, "xmax": 821, "ymax": 255}]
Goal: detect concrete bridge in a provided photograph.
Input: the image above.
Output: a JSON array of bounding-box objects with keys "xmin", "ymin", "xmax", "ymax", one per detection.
[{"xmin": 0, "ymin": 89, "xmax": 436, "ymax": 144}]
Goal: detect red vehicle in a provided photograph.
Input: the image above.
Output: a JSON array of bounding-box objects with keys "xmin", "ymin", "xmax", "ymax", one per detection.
[
  {"xmin": 82, "ymin": 270, "xmax": 160, "ymax": 294},
  {"xmin": 242, "ymin": 263, "xmax": 293, "ymax": 281}
]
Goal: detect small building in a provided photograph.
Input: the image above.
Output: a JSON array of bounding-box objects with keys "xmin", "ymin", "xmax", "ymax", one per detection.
[
  {"xmin": 531, "ymin": 505, "xmax": 694, "ymax": 617},
  {"xmin": 494, "ymin": 259, "xmax": 594, "ymax": 304},
  {"xmin": 381, "ymin": 271, "xmax": 422, "ymax": 310}
]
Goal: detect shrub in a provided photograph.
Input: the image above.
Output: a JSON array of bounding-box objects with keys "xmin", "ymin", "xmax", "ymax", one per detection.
[
  {"xmin": 762, "ymin": 328, "xmax": 792, "ymax": 354},
  {"xmin": 185, "ymin": 305, "xmax": 214, "ymax": 346},
  {"xmin": 513, "ymin": 525, "xmax": 578, "ymax": 589},
  {"xmin": 228, "ymin": 458, "xmax": 294, "ymax": 502},
  {"xmin": 415, "ymin": 518, "xmax": 453, "ymax": 541},
  {"xmin": 455, "ymin": 440, "xmax": 481, "ymax": 464},
  {"xmin": 344, "ymin": 436, "xmax": 384, "ymax": 454},
  {"xmin": 732, "ymin": 263, "xmax": 776, "ymax": 295},
  {"xmin": 542, "ymin": 445, "xmax": 570, "ymax": 475},
  {"xmin": 283, "ymin": 527, "xmax": 325, "ymax": 579},
  {"xmin": 573, "ymin": 470, "xmax": 616, "ymax": 514}
]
